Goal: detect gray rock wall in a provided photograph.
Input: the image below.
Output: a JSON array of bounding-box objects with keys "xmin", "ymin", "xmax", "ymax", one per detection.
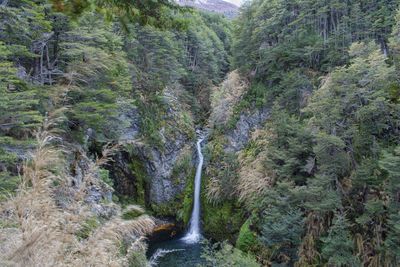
[{"xmin": 225, "ymin": 107, "xmax": 270, "ymax": 152}]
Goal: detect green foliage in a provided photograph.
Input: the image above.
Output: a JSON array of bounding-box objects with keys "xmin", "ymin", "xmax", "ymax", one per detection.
[
  {"xmin": 380, "ymin": 146, "xmax": 400, "ymax": 265},
  {"xmin": 233, "ymin": 0, "xmax": 397, "ymax": 78},
  {"xmin": 60, "ymin": 14, "xmax": 134, "ymax": 141},
  {"xmin": 225, "ymin": 5, "xmax": 400, "ymax": 264},
  {"xmin": 204, "ymin": 135, "xmax": 239, "ymax": 202},
  {"xmin": 201, "ymin": 241, "xmax": 260, "ymax": 267},
  {"xmin": 226, "ymin": 82, "xmax": 268, "ymax": 129},
  {"xmin": 125, "ymin": 11, "xmax": 229, "ymax": 94},
  {"xmin": 150, "ymin": 200, "xmax": 182, "ymax": 219},
  {"xmin": 136, "ymin": 93, "xmax": 166, "ymax": 147},
  {"xmin": 51, "ymin": 0, "xmax": 189, "ymax": 30},
  {"xmin": 236, "ymin": 219, "xmax": 257, "ymax": 253},
  {"xmin": 0, "ymin": 12, "xmax": 231, "ymax": 258},
  {"xmin": 127, "ymin": 250, "xmax": 149, "ymax": 267},
  {"xmin": 180, "ymin": 167, "xmax": 195, "ymax": 225},
  {"xmin": 264, "ymin": 106, "xmax": 314, "ymax": 184},
  {"xmin": 321, "ymin": 214, "xmax": 359, "ymax": 266},
  {"xmin": 380, "ymin": 146, "xmax": 400, "ymax": 198},
  {"xmin": 260, "ymin": 208, "xmax": 304, "ymax": 247},
  {"xmin": 259, "ymin": 208, "xmax": 304, "ymax": 261},
  {"xmin": 76, "ymin": 217, "xmax": 100, "ymax": 240},
  {"xmin": 0, "ymin": 172, "xmax": 20, "ymax": 201},
  {"xmin": 202, "ymin": 200, "xmax": 244, "ymax": 242},
  {"xmin": 115, "ymin": 195, "xmax": 136, "ymax": 208},
  {"xmin": 122, "ymin": 210, "xmax": 144, "ymax": 220},
  {"xmin": 0, "ymin": 42, "xmax": 43, "ymax": 138},
  {"xmin": 99, "ymin": 168, "xmax": 113, "ymax": 187},
  {"xmin": 128, "ymin": 158, "xmax": 148, "ymax": 206},
  {"xmin": 384, "ymin": 212, "xmax": 400, "ymax": 265},
  {"xmin": 298, "ymin": 175, "xmax": 341, "ymax": 214}
]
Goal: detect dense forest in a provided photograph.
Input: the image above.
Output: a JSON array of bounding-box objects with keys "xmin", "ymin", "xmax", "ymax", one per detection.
[
  {"xmin": 206, "ymin": 1, "xmax": 400, "ymax": 266},
  {"xmin": 1, "ymin": 0, "xmax": 400, "ymax": 266}
]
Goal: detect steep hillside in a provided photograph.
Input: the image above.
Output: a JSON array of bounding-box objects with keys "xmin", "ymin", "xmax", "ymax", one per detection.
[
  {"xmin": 0, "ymin": 1, "xmax": 232, "ymax": 265},
  {"xmin": 202, "ymin": 1, "xmax": 400, "ymax": 266}
]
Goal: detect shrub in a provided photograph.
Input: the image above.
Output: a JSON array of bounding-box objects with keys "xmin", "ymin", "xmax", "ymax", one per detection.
[
  {"xmin": 236, "ymin": 219, "xmax": 257, "ymax": 252},
  {"xmin": 202, "ymin": 240, "xmax": 260, "ymax": 267}
]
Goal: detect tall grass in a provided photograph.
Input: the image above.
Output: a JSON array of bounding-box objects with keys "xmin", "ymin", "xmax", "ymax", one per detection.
[
  {"xmin": 209, "ymin": 71, "xmax": 248, "ymax": 129},
  {"xmin": 0, "ymin": 111, "xmax": 154, "ymax": 266},
  {"xmin": 236, "ymin": 129, "xmax": 274, "ymax": 204}
]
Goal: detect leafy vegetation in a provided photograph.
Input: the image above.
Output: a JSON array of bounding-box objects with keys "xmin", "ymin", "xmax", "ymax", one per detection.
[
  {"xmin": 0, "ymin": 0, "xmax": 231, "ymax": 266},
  {"xmin": 3, "ymin": 0, "xmax": 400, "ymax": 266},
  {"xmin": 201, "ymin": 240, "xmax": 260, "ymax": 267},
  {"xmin": 203, "ymin": 1, "xmax": 400, "ymax": 266}
]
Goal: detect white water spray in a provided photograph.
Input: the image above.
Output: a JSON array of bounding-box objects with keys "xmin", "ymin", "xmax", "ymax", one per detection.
[
  {"xmin": 182, "ymin": 137, "xmax": 204, "ymax": 243},
  {"xmin": 149, "ymin": 248, "xmax": 185, "ymax": 266}
]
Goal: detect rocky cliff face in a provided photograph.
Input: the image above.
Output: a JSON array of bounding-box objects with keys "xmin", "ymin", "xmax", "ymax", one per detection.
[
  {"xmin": 225, "ymin": 107, "xmax": 270, "ymax": 152},
  {"xmin": 201, "ymin": 71, "xmax": 271, "ymax": 240},
  {"xmin": 208, "ymin": 71, "xmax": 270, "ymax": 152},
  {"xmin": 138, "ymin": 138, "xmax": 192, "ymax": 204},
  {"xmin": 177, "ymin": 0, "xmax": 239, "ymax": 18},
  {"xmin": 110, "ymin": 88, "xmax": 196, "ymax": 208}
]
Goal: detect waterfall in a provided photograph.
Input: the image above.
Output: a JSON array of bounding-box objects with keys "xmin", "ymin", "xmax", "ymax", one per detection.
[{"xmin": 182, "ymin": 137, "xmax": 204, "ymax": 243}]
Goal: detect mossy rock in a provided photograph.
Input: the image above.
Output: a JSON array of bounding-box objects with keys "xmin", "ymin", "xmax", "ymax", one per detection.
[
  {"xmin": 128, "ymin": 159, "xmax": 148, "ymax": 206},
  {"xmin": 151, "ymin": 197, "xmax": 184, "ymax": 219},
  {"xmin": 150, "ymin": 154, "xmax": 195, "ymax": 223},
  {"xmin": 180, "ymin": 167, "xmax": 195, "ymax": 225},
  {"xmin": 202, "ymin": 200, "xmax": 245, "ymax": 242}
]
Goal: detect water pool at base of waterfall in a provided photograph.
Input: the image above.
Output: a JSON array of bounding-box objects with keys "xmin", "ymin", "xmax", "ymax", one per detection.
[{"xmin": 147, "ymin": 236, "xmax": 207, "ymax": 267}]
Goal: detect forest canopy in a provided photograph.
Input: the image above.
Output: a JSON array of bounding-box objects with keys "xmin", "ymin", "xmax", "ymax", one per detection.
[{"xmin": 1, "ymin": 0, "xmax": 400, "ymax": 266}]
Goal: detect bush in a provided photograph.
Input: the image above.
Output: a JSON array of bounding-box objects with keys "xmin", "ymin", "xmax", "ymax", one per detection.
[
  {"xmin": 201, "ymin": 240, "xmax": 260, "ymax": 267},
  {"xmin": 236, "ymin": 219, "xmax": 257, "ymax": 252},
  {"xmin": 202, "ymin": 200, "xmax": 244, "ymax": 242}
]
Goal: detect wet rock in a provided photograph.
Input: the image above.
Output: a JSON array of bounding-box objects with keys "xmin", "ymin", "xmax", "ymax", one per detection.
[{"xmin": 148, "ymin": 218, "xmax": 182, "ymax": 243}]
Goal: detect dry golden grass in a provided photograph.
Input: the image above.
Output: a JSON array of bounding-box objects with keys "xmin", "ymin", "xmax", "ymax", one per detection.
[
  {"xmin": 0, "ymin": 113, "xmax": 154, "ymax": 266},
  {"xmin": 295, "ymin": 234, "xmax": 321, "ymax": 267},
  {"xmin": 236, "ymin": 129, "xmax": 274, "ymax": 204},
  {"xmin": 65, "ymin": 215, "xmax": 155, "ymax": 266},
  {"xmin": 205, "ymin": 176, "xmax": 223, "ymax": 205},
  {"xmin": 295, "ymin": 212, "xmax": 330, "ymax": 267},
  {"xmin": 0, "ymin": 113, "xmax": 71, "ymax": 266},
  {"xmin": 209, "ymin": 70, "xmax": 248, "ymax": 128}
]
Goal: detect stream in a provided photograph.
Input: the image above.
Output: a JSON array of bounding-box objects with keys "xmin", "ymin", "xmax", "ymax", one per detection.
[{"xmin": 148, "ymin": 137, "xmax": 206, "ymax": 266}]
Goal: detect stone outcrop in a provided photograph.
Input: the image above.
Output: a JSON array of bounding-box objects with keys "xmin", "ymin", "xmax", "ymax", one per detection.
[
  {"xmin": 111, "ymin": 88, "xmax": 195, "ymax": 206},
  {"xmin": 225, "ymin": 107, "xmax": 270, "ymax": 152},
  {"xmin": 137, "ymin": 137, "xmax": 192, "ymax": 204}
]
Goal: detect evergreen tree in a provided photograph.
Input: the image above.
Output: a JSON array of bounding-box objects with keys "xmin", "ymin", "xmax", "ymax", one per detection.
[{"xmin": 321, "ymin": 214, "xmax": 359, "ymax": 267}]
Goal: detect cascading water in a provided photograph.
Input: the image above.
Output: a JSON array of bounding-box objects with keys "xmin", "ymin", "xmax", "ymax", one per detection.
[
  {"xmin": 182, "ymin": 137, "xmax": 204, "ymax": 243},
  {"xmin": 147, "ymin": 137, "xmax": 206, "ymax": 266}
]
